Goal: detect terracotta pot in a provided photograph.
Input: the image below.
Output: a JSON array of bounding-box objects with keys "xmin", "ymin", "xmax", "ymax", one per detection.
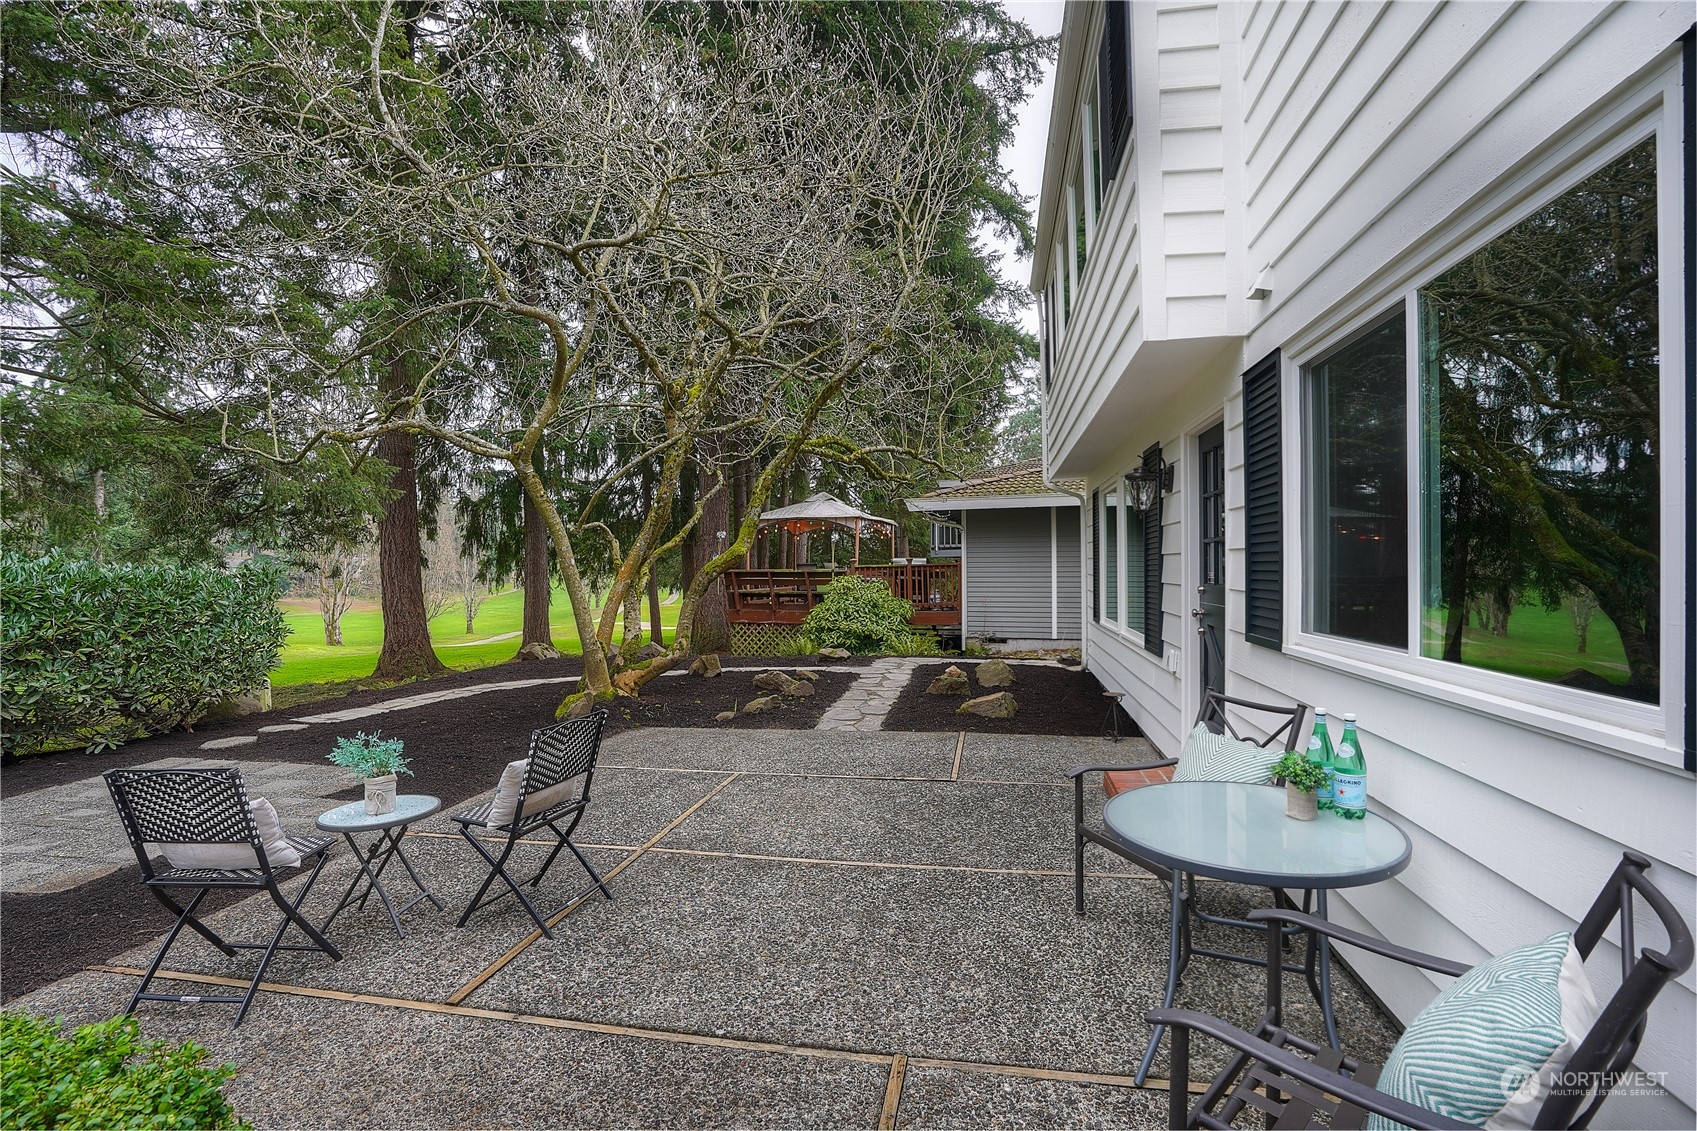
[
  {"xmin": 1286, "ymin": 782, "xmax": 1318, "ymax": 821},
  {"xmin": 364, "ymin": 774, "xmax": 398, "ymax": 816}
]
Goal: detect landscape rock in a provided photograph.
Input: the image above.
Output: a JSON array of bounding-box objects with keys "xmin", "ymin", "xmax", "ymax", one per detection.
[
  {"xmin": 563, "ymin": 693, "xmax": 597, "ymax": 720},
  {"xmin": 958, "ymin": 691, "xmax": 1018, "ymax": 719},
  {"xmin": 752, "ymin": 670, "xmax": 796, "ymax": 693},
  {"xmin": 818, "ymin": 647, "xmax": 851, "ymax": 660},
  {"xmin": 927, "ymin": 665, "xmax": 971, "ymax": 697},
  {"xmin": 975, "ymin": 659, "xmax": 1017, "ymax": 688},
  {"xmin": 636, "ymin": 642, "xmax": 667, "ymax": 661},
  {"xmin": 741, "ymin": 695, "xmax": 777, "ymax": 715},
  {"xmin": 689, "ymin": 654, "xmax": 722, "ymax": 678},
  {"xmin": 515, "ymin": 642, "xmax": 562, "ymax": 662},
  {"xmin": 791, "ymin": 669, "xmax": 819, "ymax": 682},
  {"xmin": 714, "ymin": 710, "xmax": 737, "ymax": 723},
  {"xmin": 781, "ymin": 680, "xmax": 813, "ymax": 698}
]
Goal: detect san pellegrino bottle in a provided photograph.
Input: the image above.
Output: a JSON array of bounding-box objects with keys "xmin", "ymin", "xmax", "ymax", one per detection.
[
  {"xmin": 1332, "ymin": 714, "xmax": 1367, "ymax": 820},
  {"xmin": 1306, "ymin": 708, "xmax": 1336, "ymax": 811}
]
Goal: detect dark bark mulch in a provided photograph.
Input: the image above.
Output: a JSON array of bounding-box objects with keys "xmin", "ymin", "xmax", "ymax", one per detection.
[
  {"xmin": 0, "ymin": 658, "xmax": 854, "ymax": 1003},
  {"xmin": 881, "ymin": 661, "xmax": 1143, "ymax": 736}
]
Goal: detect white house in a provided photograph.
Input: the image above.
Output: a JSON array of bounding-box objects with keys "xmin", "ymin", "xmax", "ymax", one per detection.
[{"xmin": 1031, "ymin": 3, "xmax": 1693, "ymax": 1125}]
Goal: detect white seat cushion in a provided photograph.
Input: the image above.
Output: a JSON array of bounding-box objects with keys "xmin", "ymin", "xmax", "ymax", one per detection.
[
  {"xmin": 1171, "ymin": 723, "xmax": 1281, "ymax": 784},
  {"xmin": 486, "ymin": 760, "xmax": 579, "ymax": 829},
  {"xmin": 155, "ymin": 797, "xmax": 303, "ymax": 871}
]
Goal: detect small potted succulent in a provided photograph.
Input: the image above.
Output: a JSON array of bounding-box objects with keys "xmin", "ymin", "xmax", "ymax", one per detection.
[
  {"xmin": 327, "ymin": 731, "xmax": 412, "ymax": 815},
  {"xmin": 1271, "ymin": 751, "xmax": 1331, "ymax": 822}
]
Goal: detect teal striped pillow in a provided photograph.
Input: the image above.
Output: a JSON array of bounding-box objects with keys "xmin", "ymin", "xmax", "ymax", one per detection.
[
  {"xmin": 1368, "ymin": 931, "xmax": 1599, "ymax": 1130},
  {"xmin": 1172, "ymin": 724, "xmax": 1280, "ymax": 784}
]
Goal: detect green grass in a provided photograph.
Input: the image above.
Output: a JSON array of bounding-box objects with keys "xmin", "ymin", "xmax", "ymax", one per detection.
[
  {"xmin": 1419, "ymin": 597, "xmax": 1628, "ymax": 687},
  {"xmin": 272, "ymin": 584, "xmax": 681, "ymax": 688}
]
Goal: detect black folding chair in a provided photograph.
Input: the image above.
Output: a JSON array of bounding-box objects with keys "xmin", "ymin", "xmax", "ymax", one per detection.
[
  {"xmin": 1151, "ymin": 851, "xmax": 1695, "ymax": 1129},
  {"xmin": 452, "ymin": 709, "xmax": 611, "ymax": 938},
  {"xmin": 105, "ymin": 767, "xmax": 341, "ymax": 1027},
  {"xmin": 1069, "ymin": 687, "xmax": 1309, "ymax": 914}
]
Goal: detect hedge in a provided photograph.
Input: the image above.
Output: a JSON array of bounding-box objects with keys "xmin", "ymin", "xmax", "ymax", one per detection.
[
  {"xmin": 0, "ymin": 1012, "xmax": 248, "ymax": 1130},
  {"xmin": 801, "ymin": 574, "xmax": 915, "ymax": 654},
  {"xmin": 1, "ymin": 555, "xmax": 289, "ymax": 757}
]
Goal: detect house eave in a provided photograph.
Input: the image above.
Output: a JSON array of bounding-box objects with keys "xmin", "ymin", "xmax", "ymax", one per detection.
[{"xmin": 907, "ymin": 493, "xmax": 1081, "ymax": 513}]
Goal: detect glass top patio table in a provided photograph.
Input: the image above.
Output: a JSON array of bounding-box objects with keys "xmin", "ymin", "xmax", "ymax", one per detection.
[{"xmin": 1102, "ymin": 780, "xmax": 1410, "ymax": 889}]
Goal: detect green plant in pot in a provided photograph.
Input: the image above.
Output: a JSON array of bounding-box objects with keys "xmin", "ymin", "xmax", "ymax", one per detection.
[
  {"xmin": 327, "ymin": 731, "xmax": 411, "ymax": 816},
  {"xmin": 1271, "ymin": 751, "xmax": 1331, "ymax": 822}
]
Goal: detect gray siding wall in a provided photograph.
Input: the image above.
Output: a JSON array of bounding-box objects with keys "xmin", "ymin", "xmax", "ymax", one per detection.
[
  {"xmin": 964, "ymin": 507, "xmax": 1079, "ymax": 641},
  {"xmin": 1056, "ymin": 508, "xmax": 1081, "ymax": 638}
]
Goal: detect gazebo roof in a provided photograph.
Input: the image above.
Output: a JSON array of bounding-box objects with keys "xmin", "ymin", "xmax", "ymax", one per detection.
[{"xmin": 757, "ymin": 492, "xmax": 894, "ymax": 530}]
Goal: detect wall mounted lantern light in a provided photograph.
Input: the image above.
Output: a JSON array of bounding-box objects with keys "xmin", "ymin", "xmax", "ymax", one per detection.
[{"xmin": 1124, "ymin": 456, "xmax": 1174, "ymax": 513}]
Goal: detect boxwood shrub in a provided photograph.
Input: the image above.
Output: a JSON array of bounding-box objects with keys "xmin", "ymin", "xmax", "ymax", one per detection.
[
  {"xmin": 802, "ymin": 574, "xmax": 915, "ymax": 654},
  {"xmin": 0, "ymin": 1012, "xmax": 247, "ymax": 1130},
  {"xmin": 1, "ymin": 555, "xmax": 289, "ymax": 757}
]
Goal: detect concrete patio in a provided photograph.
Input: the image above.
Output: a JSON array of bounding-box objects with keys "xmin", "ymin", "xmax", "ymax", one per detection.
[{"xmin": 8, "ymin": 727, "xmax": 1400, "ymax": 1128}]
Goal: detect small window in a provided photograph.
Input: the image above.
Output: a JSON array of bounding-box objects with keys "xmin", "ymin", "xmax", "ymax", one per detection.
[
  {"xmin": 1122, "ymin": 497, "xmax": 1145, "ymax": 626},
  {"xmin": 1307, "ymin": 314, "xmax": 1408, "ymax": 649},
  {"xmin": 1417, "ymin": 139, "xmax": 1658, "ymax": 703},
  {"xmin": 1101, "ymin": 485, "xmax": 1120, "ymax": 622}
]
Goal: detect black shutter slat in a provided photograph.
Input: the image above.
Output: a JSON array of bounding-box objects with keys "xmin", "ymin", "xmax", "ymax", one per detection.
[
  {"xmin": 1097, "ymin": 0, "xmax": 1132, "ymax": 188},
  {"xmin": 1141, "ymin": 443, "xmax": 1163, "ymax": 655},
  {"xmin": 1243, "ymin": 350, "xmax": 1282, "ymax": 650},
  {"xmin": 1091, "ymin": 489, "xmax": 1101, "ymax": 623}
]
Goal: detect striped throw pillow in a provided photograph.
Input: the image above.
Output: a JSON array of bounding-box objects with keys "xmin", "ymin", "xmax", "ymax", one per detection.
[
  {"xmin": 1368, "ymin": 931, "xmax": 1599, "ymax": 1130},
  {"xmin": 1171, "ymin": 724, "xmax": 1280, "ymax": 784}
]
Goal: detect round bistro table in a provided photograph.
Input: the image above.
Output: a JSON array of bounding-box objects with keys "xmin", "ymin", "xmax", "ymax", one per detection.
[
  {"xmin": 316, "ymin": 795, "xmax": 445, "ymax": 938},
  {"xmin": 1102, "ymin": 780, "xmax": 1411, "ymax": 1084}
]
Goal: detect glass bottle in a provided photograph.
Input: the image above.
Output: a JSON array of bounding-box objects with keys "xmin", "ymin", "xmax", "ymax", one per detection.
[
  {"xmin": 1332, "ymin": 714, "xmax": 1368, "ymax": 821},
  {"xmin": 1305, "ymin": 708, "xmax": 1336, "ymax": 811}
]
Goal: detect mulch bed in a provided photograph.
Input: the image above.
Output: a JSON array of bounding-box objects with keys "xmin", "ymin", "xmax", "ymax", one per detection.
[
  {"xmin": 0, "ymin": 657, "xmax": 858, "ymax": 1003},
  {"xmin": 881, "ymin": 661, "xmax": 1143, "ymax": 736}
]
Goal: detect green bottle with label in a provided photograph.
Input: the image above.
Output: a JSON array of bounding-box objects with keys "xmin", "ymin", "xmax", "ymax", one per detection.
[
  {"xmin": 1332, "ymin": 714, "xmax": 1367, "ymax": 820},
  {"xmin": 1305, "ymin": 708, "xmax": 1336, "ymax": 811}
]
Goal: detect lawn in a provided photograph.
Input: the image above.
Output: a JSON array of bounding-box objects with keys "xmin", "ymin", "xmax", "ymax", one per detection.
[
  {"xmin": 1418, "ymin": 597, "xmax": 1629, "ymax": 688},
  {"xmin": 272, "ymin": 585, "xmax": 680, "ymax": 687}
]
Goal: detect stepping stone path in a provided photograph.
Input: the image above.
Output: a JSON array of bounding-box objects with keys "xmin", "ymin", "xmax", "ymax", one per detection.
[{"xmin": 814, "ymin": 657, "xmax": 925, "ymax": 732}]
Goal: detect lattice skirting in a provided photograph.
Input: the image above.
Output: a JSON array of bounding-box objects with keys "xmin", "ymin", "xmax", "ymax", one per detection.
[{"xmin": 729, "ymin": 623, "xmax": 805, "ymax": 655}]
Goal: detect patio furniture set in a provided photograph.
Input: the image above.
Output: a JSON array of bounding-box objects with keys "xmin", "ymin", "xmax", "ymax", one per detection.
[{"xmin": 97, "ymin": 693, "xmax": 1691, "ymax": 1130}]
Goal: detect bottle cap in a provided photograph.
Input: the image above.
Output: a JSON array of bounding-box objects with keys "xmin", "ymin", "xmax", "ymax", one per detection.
[
  {"xmin": 1314, "ymin": 707, "xmax": 1328, "ymax": 715},
  {"xmin": 1343, "ymin": 712, "xmax": 1357, "ymax": 721}
]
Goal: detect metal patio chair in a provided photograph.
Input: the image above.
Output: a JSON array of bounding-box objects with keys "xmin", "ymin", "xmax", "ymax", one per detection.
[
  {"xmin": 105, "ymin": 767, "xmax": 341, "ymax": 1027},
  {"xmin": 1069, "ymin": 687, "xmax": 1309, "ymax": 914},
  {"xmin": 452, "ymin": 709, "xmax": 611, "ymax": 938},
  {"xmin": 1150, "ymin": 850, "xmax": 1695, "ymax": 1129}
]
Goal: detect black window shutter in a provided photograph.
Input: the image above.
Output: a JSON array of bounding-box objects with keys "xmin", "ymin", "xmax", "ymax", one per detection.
[
  {"xmin": 1140, "ymin": 444, "xmax": 1163, "ymax": 654},
  {"xmin": 1243, "ymin": 350, "xmax": 1283, "ymax": 649},
  {"xmin": 1041, "ymin": 289, "xmax": 1053, "ymax": 391},
  {"xmin": 1091, "ymin": 488, "xmax": 1101, "ymax": 622},
  {"xmin": 1097, "ymin": 0, "xmax": 1133, "ymax": 188}
]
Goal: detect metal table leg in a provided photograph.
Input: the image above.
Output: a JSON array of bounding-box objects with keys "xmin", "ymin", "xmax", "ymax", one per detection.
[
  {"xmin": 321, "ymin": 825, "xmax": 441, "ymax": 938},
  {"xmin": 1315, "ymin": 888, "xmax": 1340, "ymax": 1048},
  {"xmin": 1135, "ymin": 866, "xmax": 1186, "ymax": 1086}
]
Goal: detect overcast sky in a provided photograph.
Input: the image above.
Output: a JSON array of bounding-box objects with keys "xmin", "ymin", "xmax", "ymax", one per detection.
[{"xmin": 990, "ymin": 1, "xmax": 1065, "ymax": 337}]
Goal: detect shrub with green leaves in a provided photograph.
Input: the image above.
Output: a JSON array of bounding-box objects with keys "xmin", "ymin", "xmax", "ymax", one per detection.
[
  {"xmin": 802, "ymin": 575, "xmax": 915, "ymax": 654},
  {"xmin": 0, "ymin": 1012, "xmax": 248, "ymax": 1130},
  {"xmin": 0, "ymin": 555, "xmax": 289, "ymax": 757}
]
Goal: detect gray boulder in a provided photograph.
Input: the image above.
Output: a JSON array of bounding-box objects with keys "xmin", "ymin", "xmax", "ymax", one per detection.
[
  {"xmin": 741, "ymin": 695, "xmax": 777, "ymax": 715},
  {"xmin": 636, "ymin": 642, "xmax": 667, "ymax": 661},
  {"xmin": 959, "ymin": 691, "xmax": 1018, "ymax": 719},
  {"xmin": 515, "ymin": 642, "xmax": 562, "ymax": 662},
  {"xmin": 714, "ymin": 710, "xmax": 737, "ymax": 723},
  {"xmin": 975, "ymin": 659, "xmax": 1016, "ymax": 688},
  {"xmin": 927, "ymin": 665, "xmax": 971, "ymax": 697},
  {"xmin": 791, "ymin": 669, "xmax": 819, "ymax": 682},
  {"xmin": 690, "ymin": 653, "xmax": 722, "ymax": 678},
  {"xmin": 818, "ymin": 647, "xmax": 852, "ymax": 660},
  {"xmin": 752, "ymin": 670, "xmax": 796, "ymax": 693},
  {"xmin": 781, "ymin": 680, "xmax": 813, "ymax": 698}
]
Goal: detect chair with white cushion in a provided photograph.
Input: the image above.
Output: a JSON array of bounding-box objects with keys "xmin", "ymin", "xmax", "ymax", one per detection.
[
  {"xmin": 452, "ymin": 709, "xmax": 611, "ymax": 938},
  {"xmin": 1150, "ymin": 850, "xmax": 1694, "ymax": 1129},
  {"xmin": 105, "ymin": 766, "xmax": 341, "ymax": 1027}
]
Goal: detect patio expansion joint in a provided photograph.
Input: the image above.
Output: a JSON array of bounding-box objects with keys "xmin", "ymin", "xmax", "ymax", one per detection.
[{"xmin": 83, "ymin": 964, "xmax": 1212, "ymax": 1098}]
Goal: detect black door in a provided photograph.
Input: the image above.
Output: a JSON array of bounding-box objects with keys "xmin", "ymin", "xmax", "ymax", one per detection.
[{"xmin": 1195, "ymin": 423, "xmax": 1226, "ymax": 698}]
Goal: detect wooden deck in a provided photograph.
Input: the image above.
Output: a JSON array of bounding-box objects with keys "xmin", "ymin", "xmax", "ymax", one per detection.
[{"xmin": 724, "ymin": 564, "xmax": 961, "ymax": 627}]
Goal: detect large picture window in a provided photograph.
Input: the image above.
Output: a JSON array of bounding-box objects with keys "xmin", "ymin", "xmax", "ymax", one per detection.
[
  {"xmin": 1419, "ymin": 139, "xmax": 1659, "ymax": 703},
  {"xmin": 1308, "ymin": 315, "xmax": 1408, "ymax": 649}
]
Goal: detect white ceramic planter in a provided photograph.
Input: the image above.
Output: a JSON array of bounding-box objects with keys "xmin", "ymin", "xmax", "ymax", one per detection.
[
  {"xmin": 1285, "ymin": 782, "xmax": 1318, "ymax": 821},
  {"xmin": 364, "ymin": 774, "xmax": 398, "ymax": 816}
]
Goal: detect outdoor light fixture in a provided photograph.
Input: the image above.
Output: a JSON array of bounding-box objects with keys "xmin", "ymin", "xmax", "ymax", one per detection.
[{"xmin": 1124, "ymin": 457, "xmax": 1174, "ymax": 513}]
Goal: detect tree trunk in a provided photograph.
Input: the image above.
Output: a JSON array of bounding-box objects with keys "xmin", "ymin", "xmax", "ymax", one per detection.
[
  {"xmin": 516, "ymin": 487, "xmax": 559, "ymax": 658},
  {"xmin": 689, "ymin": 445, "xmax": 731, "ymax": 654},
  {"xmin": 322, "ymin": 612, "xmax": 343, "ymax": 647},
  {"xmin": 648, "ymin": 564, "xmax": 664, "ymax": 647},
  {"xmin": 372, "ymin": 360, "xmax": 446, "ymax": 682}
]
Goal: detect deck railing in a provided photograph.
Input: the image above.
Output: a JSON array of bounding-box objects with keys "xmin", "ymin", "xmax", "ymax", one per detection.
[{"xmin": 723, "ymin": 564, "xmax": 961, "ymax": 626}]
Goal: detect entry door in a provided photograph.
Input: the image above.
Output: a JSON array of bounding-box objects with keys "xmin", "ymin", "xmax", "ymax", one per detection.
[{"xmin": 1194, "ymin": 423, "xmax": 1226, "ymax": 698}]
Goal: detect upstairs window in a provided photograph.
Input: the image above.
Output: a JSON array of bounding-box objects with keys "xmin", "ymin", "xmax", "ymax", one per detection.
[{"xmin": 1097, "ymin": 0, "xmax": 1133, "ymax": 189}]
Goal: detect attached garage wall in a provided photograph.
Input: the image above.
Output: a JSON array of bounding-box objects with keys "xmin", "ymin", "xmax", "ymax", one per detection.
[{"xmin": 963, "ymin": 507, "xmax": 1080, "ymax": 643}]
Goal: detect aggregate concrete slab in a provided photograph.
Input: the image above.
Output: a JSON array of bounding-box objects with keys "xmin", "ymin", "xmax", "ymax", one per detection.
[
  {"xmin": 895, "ymin": 1065, "xmax": 1166, "ymax": 1129},
  {"xmin": 961, "ymin": 733, "xmax": 1163, "ymax": 785},
  {"xmin": 10, "ymin": 971, "xmax": 891, "ymax": 1130},
  {"xmin": 600, "ymin": 727, "xmax": 956, "ymax": 780}
]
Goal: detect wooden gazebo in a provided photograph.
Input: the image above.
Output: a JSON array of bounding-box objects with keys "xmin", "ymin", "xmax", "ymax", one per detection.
[{"xmin": 750, "ymin": 492, "xmax": 896, "ymax": 568}]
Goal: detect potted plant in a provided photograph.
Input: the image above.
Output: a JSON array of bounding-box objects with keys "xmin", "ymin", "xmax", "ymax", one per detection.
[
  {"xmin": 327, "ymin": 731, "xmax": 412, "ymax": 815},
  {"xmin": 1270, "ymin": 751, "xmax": 1330, "ymax": 821}
]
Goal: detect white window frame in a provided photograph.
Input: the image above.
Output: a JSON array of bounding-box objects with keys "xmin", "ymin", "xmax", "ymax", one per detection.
[
  {"xmin": 1094, "ymin": 471, "xmax": 1147, "ymax": 645},
  {"xmin": 1281, "ymin": 63, "xmax": 1687, "ymax": 770}
]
